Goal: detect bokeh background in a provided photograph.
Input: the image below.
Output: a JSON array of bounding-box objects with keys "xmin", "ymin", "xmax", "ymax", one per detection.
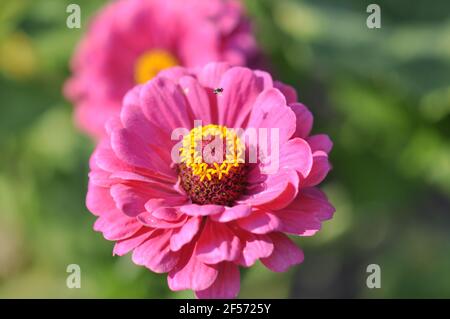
[{"xmin": 1, "ymin": 0, "xmax": 450, "ymax": 298}]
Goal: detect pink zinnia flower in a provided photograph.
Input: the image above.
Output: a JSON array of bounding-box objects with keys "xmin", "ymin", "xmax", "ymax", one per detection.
[
  {"xmin": 86, "ymin": 62, "xmax": 335, "ymax": 298},
  {"xmin": 65, "ymin": 0, "xmax": 259, "ymax": 139}
]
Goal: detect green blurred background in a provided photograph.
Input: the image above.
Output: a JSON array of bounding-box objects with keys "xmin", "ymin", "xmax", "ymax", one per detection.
[{"xmin": 1, "ymin": 0, "xmax": 450, "ymax": 298}]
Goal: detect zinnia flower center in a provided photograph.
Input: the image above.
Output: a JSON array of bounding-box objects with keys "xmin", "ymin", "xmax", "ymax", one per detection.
[
  {"xmin": 134, "ymin": 49, "xmax": 178, "ymax": 84},
  {"xmin": 178, "ymin": 125, "xmax": 247, "ymax": 206}
]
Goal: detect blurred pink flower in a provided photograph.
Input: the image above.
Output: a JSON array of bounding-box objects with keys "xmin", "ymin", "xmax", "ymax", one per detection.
[
  {"xmin": 65, "ymin": 0, "xmax": 259, "ymax": 139},
  {"xmin": 86, "ymin": 62, "xmax": 334, "ymax": 298}
]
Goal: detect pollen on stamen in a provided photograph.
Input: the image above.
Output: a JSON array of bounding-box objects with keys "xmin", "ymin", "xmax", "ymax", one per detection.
[
  {"xmin": 134, "ymin": 49, "xmax": 179, "ymax": 84},
  {"xmin": 178, "ymin": 125, "xmax": 247, "ymax": 206}
]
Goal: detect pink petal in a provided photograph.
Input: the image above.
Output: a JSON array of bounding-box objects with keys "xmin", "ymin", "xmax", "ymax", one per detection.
[
  {"xmin": 110, "ymin": 184, "xmax": 148, "ymax": 217},
  {"xmin": 306, "ymin": 134, "xmax": 333, "ymax": 153},
  {"xmin": 179, "ymin": 204, "xmax": 224, "ymax": 216},
  {"xmin": 111, "ymin": 128, "xmax": 174, "ymax": 178},
  {"xmin": 137, "ymin": 211, "xmax": 187, "ymax": 229},
  {"xmin": 304, "ymin": 187, "xmax": 329, "ymax": 201},
  {"xmin": 74, "ymin": 99, "xmax": 119, "ymax": 140},
  {"xmin": 254, "ymin": 70, "xmax": 274, "ymax": 89},
  {"xmin": 261, "ymin": 233, "xmax": 304, "ymax": 272},
  {"xmin": 289, "ymin": 103, "xmax": 313, "ymax": 139},
  {"xmin": 109, "ymin": 171, "xmax": 156, "ymax": 184},
  {"xmin": 110, "ymin": 180, "xmax": 183, "ymax": 217},
  {"xmin": 88, "ymin": 169, "xmax": 113, "ymax": 188},
  {"xmin": 152, "ymin": 207, "xmax": 179, "ymax": 221},
  {"xmin": 275, "ymin": 188, "xmax": 334, "ymax": 236},
  {"xmin": 246, "ymin": 88, "xmax": 296, "ymax": 146},
  {"xmin": 168, "ymin": 244, "xmax": 218, "ymax": 291},
  {"xmin": 197, "ymin": 62, "xmax": 231, "ymax": 89},
  {"xmin": 113, "ymin": 228, "xmax": 153, "ymax": 256},
  {"xmin": 195, "ymin": 262, "xmax": 240, "ymax": 299},
  {"xmin": 303, "ymin": 152, "xmax": 332, "ymax": 187},
  {"xmin": 105, "ymin": 116, "xmax": 124, "ymax": 137},
  {"xmin": 178, "ymin": 75, "xmax": 212, "ymax": 123},
  {"xmin": 131, "ymin": 230, "xmax": 180, "ymax": 273},
  {"xmin": 300, "ymin": 187, "xmax": 335, "ymax": 219},
  {"xmin": 93, "ymin": 139, "xmax": 130, "ymax": 173},
  {"xmin": 93, "ymin": 209, "xmax": 141, "ymax": 241},
  {"xmin": 121, "ymin": 83, "xmax": 141, "ymax": 107},
  {"xmin": 178, "ymin": 20, "xmax": 220, "ymax": 68},
  {"xmin": 120, "ymin": 86, "xmax": 172, "ymax": 150},
  {"xmin": 157, "ymin": 67, "xmax": 191, "ymax": 82},
  {"xmin": 86, "ymin": 183, "xmax": 116, "ymax": 216},
  {"xmin": 276, "ymin": 210, "xmax": 322, "ymax": 237},
  {"xmin": 210, "ymin": 205, "xmax": 252, "ymax": 222},
  {"xmin": 140, "ymin": 76, "xmax": 194, "ymax": 133},
  {"xmin": 241, "ymin": 170, "xmax": 299, "ymax": 210},
  {"xmin": 170, "ymin": 217, "xmax": 201, "ymax": 251},
  {"xmin": 144, "ymin": 197, "xmax": 187, "ymax": 214},
  {"xmin": 235, "ymin": 231, "xmax": 274, "ymax": 267},
  {"xmin": 196, "ymin": 220, "xmax": 241, "ymax": 264},
  {"xmin": 274, "ymin": 81, "xmax": 298, "ymax": 104},
  {"xmin": 279, "ymin": 138, "xmax": 313, "ymax": 179},
  {"xmin": 236, "ymin": 210, "xmax": 280, "ymax": 234},
  {"xmin": 217, "ymin": 66, "xmax": 263, "ymax": 128}
]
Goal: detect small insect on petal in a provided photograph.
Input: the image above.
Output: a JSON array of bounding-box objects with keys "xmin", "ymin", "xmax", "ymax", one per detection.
[{"xmin": 213, "ymin": 87, "xmax": 224, "ymax": 95}]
